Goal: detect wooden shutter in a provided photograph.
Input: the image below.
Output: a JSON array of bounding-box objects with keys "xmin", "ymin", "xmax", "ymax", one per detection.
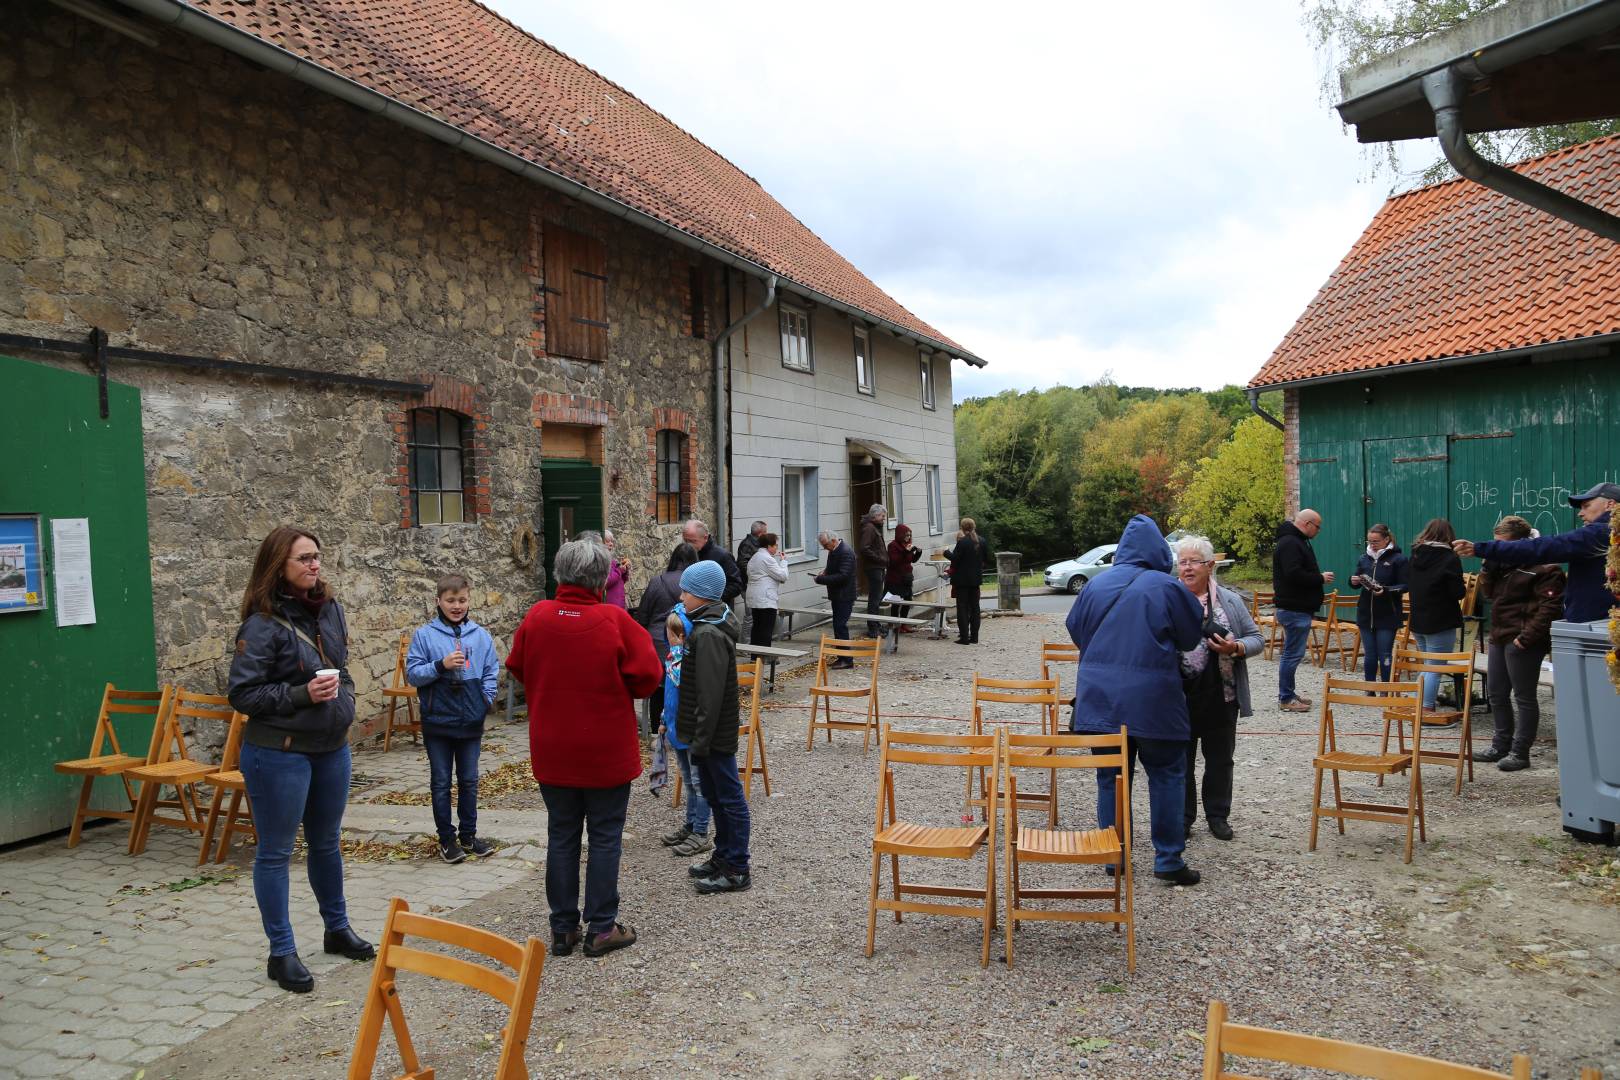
[{"xmin": 542, "ymin": 224, "xmax": 609, "ymax": 361}]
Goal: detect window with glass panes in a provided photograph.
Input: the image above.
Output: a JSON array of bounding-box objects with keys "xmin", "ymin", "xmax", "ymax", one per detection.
[
  {"xmin": 919, "ymin": 351, "xmax": 936, "ymax": 410},
  {"xmin": 782, "ymin": 467, "xmax": 807, "ymax": 553},
  {"xmin": 854, "ymin": 325, "xmax": 873, "ymax": 394},
  {"xmin": 408, "ymin": 408, "xmax": 469, "ymax": 525},
  {"xmin": 656, "ymin": 429, "xmax": 688, "ymax": 523},
  {"xmin": 780, "ymin": 302, "xmax": 812, "ymax": 372}
]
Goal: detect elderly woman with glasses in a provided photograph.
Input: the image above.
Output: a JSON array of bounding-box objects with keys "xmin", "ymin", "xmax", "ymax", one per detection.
[
  {"xmin": 1174, "ymin": 536, "xmax": 1264, "ymax": 842},
  {"xmin": 507, "ymin": 538, "xmax": 662, "ymax": 960}
]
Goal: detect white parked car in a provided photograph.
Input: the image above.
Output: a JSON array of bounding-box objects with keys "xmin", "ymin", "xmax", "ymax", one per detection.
[{"xmin": 1043, "ymin": 545, "xmax": 1118, "ymax": 594}]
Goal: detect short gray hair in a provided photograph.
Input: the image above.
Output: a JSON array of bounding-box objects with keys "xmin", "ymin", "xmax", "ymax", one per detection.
[
  {"xmin": 750, "ymin": 520, "xmax": 768, "ymax": 535},
  {"xmin": 868, "ymin": 503, "xmax": 887, "ymax": 518},
  {"xmin": 817, "ymin": 530, "xmax": 839, "ymax": 546},
  {"xmin": 682, "ymin": 519, "xmax": 710, "ymax": 540},
  {"xmin": 1175, "ymin": 535, "xmax": 1216, "ymax": 563},
  {"xmin": 554, "ymin": 539, "xmax": 611, "ymax": 592}
]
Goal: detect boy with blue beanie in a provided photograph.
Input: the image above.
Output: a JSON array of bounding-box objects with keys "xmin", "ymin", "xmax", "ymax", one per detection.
[
  {"xmin": 658, "ymin": 608, "xmax": 714, "ymax": 857},
  {"xmin": 675, "ymin": 561, "xmax": 750, "ymax": 893},
  {"xmin": 406, "ymin": 573, "xmax": 500, "ymax": 864}
]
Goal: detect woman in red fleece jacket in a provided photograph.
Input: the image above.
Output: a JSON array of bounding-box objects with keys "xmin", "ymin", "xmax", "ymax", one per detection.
[{"xmin": 506, "ymin": 539, "xmax": 661, "ymax": 959}]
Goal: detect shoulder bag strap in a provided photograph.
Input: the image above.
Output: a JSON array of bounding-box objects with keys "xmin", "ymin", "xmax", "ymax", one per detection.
[{"xmin": 268, "ymin": 614, "xmax": 329, "ymax": 667}]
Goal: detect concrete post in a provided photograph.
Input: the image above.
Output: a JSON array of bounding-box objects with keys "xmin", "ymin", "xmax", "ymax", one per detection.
[{"xmin": 996, "ymin": 551, "xmax": 1021, "ymax": 612}]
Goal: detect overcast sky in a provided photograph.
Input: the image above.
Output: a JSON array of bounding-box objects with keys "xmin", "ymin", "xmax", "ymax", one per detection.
[{"xmin": 492, "ymin": 0, "xmax": 1399, "ymax": 399}]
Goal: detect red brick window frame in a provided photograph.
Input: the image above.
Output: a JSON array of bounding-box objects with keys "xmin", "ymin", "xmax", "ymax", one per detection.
[
  {"xmin": 392, "ymin": 375, "xmax": 490, "ymax": 529},
  {"xmin": 647, "ymin": 408, "xmax": 698, "ymax": 523}
]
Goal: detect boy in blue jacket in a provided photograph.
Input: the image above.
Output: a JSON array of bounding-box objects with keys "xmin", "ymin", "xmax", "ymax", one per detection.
[
  {"xmin": 659, "ymin": 608, "xmax": 713, "ymax": 858},
  {"xmin": 407, "ymin": 573, "xmax": 500, "ymax": 864}
]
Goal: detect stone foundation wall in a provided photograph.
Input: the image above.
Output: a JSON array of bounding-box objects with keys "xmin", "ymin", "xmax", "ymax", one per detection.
[{"xmin": 1, "ymin": 2, "xmax": 719, "ymax": 746}]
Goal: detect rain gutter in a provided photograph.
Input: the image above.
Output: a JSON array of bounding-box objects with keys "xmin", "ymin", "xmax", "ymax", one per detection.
[
  {"xmin": 1422, "ymin": 66, "xmax": 1620, "ymax": 243},
  {"xmin": 114, "ymin": 0, "xmax": 986, "ymax": 367},
  {"xmin": 1246, "ymin": 389, "xmax": 1285, "ymax": 432},
  {"xmin": 712, "ymin": 273, "xmax": 777, "ymax": 538}
]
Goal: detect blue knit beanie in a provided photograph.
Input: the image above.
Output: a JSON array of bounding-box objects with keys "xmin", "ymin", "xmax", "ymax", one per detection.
[{"xmin": 679, "ymin": 560, "xmax": 726, "ymax": 602}]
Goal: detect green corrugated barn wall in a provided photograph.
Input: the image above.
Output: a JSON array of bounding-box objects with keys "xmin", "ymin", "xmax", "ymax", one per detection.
[
  {"xmin": 1295, "ymin": 352, "xmax": 1620, "ymax": 584},
  {"xmin": 0, "ymin": 355, "xmax": 158, "ymax": 846}
]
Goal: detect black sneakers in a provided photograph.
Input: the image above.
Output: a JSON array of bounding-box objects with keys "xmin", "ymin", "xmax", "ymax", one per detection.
[
  {"xmin": 461, "ymin": 836, "xmax": 495, "ymax": 857},
  {"xmin": 438, "ymin": 839, "xmax": 467, "ymax": 864},
  {"xmin": 1498, "ymin": 753, "xmax": 1531, "ymax": 772},
  {"xmin": 1476, "ymin": 746, "xmax": 1509, "ymax": 764},
  {"xmin": 694, "ymin": 869, "xmax": 751, "ymax": 894},
  {"xmin": 688, "ymin": 855, "xmax": 722, "ymax": 879},
  {"xmin": 1154, "ymin": 866, "xmax": 1202, "ymax": 886},
  {"xmin": 662, "ymin": 823, "xmax": 694, "ymax": 847}
]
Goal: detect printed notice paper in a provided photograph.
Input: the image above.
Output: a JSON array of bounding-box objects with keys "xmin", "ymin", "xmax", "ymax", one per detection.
[{"xmin": 51, "ymin": 517, "xmax": 96, "ymax": 627}]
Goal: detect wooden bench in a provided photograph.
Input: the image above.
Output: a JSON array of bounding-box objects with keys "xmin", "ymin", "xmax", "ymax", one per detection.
[
  {"xmin": 777, "ymin": 606, "xmax": 834, "ymax": 641},
  {"xmin": 737, "ymin": 642, "xmax": 808, "ymax": 693}
]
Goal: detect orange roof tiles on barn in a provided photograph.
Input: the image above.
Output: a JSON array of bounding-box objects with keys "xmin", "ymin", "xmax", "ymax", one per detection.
[
  {"xmin": 1249, "ymin": 134, "xmax": 1620, "ymax": 388},
  {"xmin": 139, "ymin": 0, "xmax": 982, "ymax": 364}
]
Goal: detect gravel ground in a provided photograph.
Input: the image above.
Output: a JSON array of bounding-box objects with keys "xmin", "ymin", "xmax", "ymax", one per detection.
[{"xmin": 148, "ymin": 612, "xmax": 1619, "ymax": 1079}]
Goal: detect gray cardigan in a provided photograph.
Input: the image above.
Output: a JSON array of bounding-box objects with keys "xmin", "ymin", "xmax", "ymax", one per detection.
[{"xmin": 1208, "ymin": 583, "xmax": 1265, "ymax": 718}]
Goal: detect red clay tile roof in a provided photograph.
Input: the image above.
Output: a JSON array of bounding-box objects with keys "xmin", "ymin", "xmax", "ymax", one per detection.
[
  {"xmin": 1249, "ymin": 134, "xmax": 1620, "ymax": 388},
  {"xmin": 173, "ymin": 0, "xmax": 979, "ymax": 361}
]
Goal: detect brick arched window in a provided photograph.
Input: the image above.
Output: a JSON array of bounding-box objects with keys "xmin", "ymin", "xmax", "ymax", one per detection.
[
  {"xmin": 656, "ymin": 429, "xmax": 689, "ymax": 524},
  {"xmin": 409, "ymin": 407, "xmax": 471, "ymax": 525}
]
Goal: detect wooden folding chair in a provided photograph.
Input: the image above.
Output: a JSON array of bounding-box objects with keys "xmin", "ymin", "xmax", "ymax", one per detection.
[
  {"xmin": 1304, "ymin": 591, "xmax": 1337, "ymax": 667},
  {"xmin": 1003, "ymin": 728, "xmax": 1134, "ymax": 972},
  {"xmin": 53, "ymin": 684, "xmax": 174, "ymax": 847},
  {"xmin": 866, "ymin": 726, "xmax": 999, "ymax": 968},
  {"xmin": 966, "ymin": 674, "xmax": 1060, "ymax": 827},
  {"xmin": 1313, "ymin": 594, "xmax": 1362, "ymax": 672},
  {"xmin": 738, "ymin": 657, "xmax": 770, "ymax": 798},
  {"xmin": 196, "ymin": 710, "xmax": 256, "ymax": 865},
  {"xmin": 806, "ymin": 635, "xmax": 881, "ymax": 751},
  {"xmin": 1309, "ymin": 675, "xmax": 1426, "ymax": 863},
  {"xmin": 126, "ymin": 690, "xmax": 242, "ymax": 855},
  {"xmin": 1202, "ymin": 1000, "xmax": 1530, "ymax": 1078},
  {"xmin": 1039, "ymin": 640, "xmax": 1079, "ymax": 684},
  {"xmin": 348, "ymin": 897, "xmax": 544, "ymax": 1080},
  {"xmin": 382, "ymin": 633, "xmax": 421, "ymax": 752},
  {"xmin": 1384, "ymin": 646, "xmax": 1478, "ymax": 794},
  {"xmin": 1250, "ymin": 590, "xmax": 1283, "ymax": 661}
]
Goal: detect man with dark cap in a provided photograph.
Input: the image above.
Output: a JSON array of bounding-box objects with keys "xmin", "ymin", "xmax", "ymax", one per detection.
[{"xmin": 1454, "ymin": 482, "xmax": 1617, "ymax": 623}]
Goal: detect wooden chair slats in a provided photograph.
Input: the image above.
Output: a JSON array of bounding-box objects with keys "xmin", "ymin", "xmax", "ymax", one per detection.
[
  {"xmin": 738, "ymin": 658, "xmax": 770, "ymax": 798},
  {"xmin": 1309, "ymin": 676, "xmax": 1427, "ymax": 864},
  {"xmin": 196, "ymin": 709, "xmax": 255, "ymax": 865},
  {"xmin": 1004, "ymin": 728, "xmax": 1134, "ymax": 972},
  {"xmin": 968, "ymin": 673, "xmax": 1060, "ymax": 827},
  {"xmin": 866, "ymin": 726, "xmax": 998, "ymax": 967},
  {"xmin": 382, "ymin": 633, "xmax": 421, "ymax": 752},
  {"xmin": 54, "ymin": 684, "xmax": 175, "ymax": 848},
  {"xmin": 1383, "ymin": 646, "xmax": 1479, "ymax": 794},
  {"xmin": 1203, "ymin": 1000, "xmax": 1532, "ymax": 1079},
  {"xmin": 349, "ymin": 897, "xmax": 544, "ymax": 1080},
  {"xmin": 1313, "ymin": 593, "xmax": 1363, "ymax": 671},
  {"xmin": 126, "ymin": 690, "xmax": 244, "ymax": 856},
  {"xmin": 807, "ymin": 635, "xmax": 881, "ymax": 751}
]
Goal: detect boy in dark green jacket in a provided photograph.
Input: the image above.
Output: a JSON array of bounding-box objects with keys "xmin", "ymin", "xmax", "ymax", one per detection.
[{"xmin": 675, "ymin": 561, "xmax": 750, "ymax": 893}]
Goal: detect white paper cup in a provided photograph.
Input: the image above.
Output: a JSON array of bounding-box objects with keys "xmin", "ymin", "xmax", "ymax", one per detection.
[{"xmin": 315, "ymin": 668, "xmax": 340, "ymax": 679}]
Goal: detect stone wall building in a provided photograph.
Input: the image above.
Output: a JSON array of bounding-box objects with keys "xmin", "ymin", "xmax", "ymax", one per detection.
[{"xmin": 0, "ymin": 0, "xmax": 984, "ymax": 796}]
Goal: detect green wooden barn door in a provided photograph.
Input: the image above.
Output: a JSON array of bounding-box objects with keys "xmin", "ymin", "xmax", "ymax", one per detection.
[
  {"xmin": 1364, "ymin": 436, "xmax": 1450, "ymax": 553},
  {"xmin": 0, "ymin": 355, "xmax": 157, "ymax": 845},
  {"xmin": 539, "ymin": 460, "xmax": 603, "ymax": 598},
  {"xmin": 1297, "ymin": 440, "xmax": 1361, "ymax": 584}
]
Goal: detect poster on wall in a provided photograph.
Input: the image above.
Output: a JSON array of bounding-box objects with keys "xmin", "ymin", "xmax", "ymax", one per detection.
[
  {"xmin": 51, "ymin": 517, "xmax": 96, "ymax": 627},
  {"xmin": 0, "ymin": 514, "xmax": 46, "ymax": 613}
]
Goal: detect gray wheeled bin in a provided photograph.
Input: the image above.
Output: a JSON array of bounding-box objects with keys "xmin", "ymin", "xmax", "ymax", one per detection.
[{"xmin": 1549, "ymin": 619, "xmax": 1620, "ymax": 845}]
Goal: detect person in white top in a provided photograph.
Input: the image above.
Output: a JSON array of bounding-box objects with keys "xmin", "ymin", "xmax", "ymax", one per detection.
[{"xmin": 744, "ymin": 533, "xmax": 790, "ymax": 647}]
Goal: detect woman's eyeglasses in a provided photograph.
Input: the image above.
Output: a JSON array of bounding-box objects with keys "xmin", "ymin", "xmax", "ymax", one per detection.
[
  {"xmin": 290, "ymin": 553, "xmax": 322, "ymax": 566},
  {"xmin": 1177, "ymin": 558, "xmax": 1212, "ymax": 568}
]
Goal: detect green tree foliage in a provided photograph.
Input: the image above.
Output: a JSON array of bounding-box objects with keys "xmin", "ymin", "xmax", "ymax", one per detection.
[
  {"xmin": 1173, "ymin": 415, "xmax": 1286, "ymax": 563},
  {"xmin": 1305, "ymin": 0, "xmax": 1620, "ymax": 186},
  {"xmin": 1072, "ymin": 463, "xmax": 1145, "ymax": 552}
]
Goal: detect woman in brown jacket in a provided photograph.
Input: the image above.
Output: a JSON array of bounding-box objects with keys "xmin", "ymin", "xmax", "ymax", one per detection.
[{"xmin": 1478, "ymin": 516, "xmax": 1565, "ymax": 772}]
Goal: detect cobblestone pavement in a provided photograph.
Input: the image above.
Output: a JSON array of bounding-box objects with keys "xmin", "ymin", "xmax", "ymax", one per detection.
[{"xmin": 0, "ymin": 726, "xmax": 544, "ymax": 1078}]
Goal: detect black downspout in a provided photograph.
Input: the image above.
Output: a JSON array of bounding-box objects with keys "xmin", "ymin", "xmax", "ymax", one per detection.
[
  {"xmin": 1422, "ymin": 66, "xmax": 1620, "ymax": 244},
  {"xmin": 1248, "ymin": 388, "xmax": 1284, "ymax": 431}
]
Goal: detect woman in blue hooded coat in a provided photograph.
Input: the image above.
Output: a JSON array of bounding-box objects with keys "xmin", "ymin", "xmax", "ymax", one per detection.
[{"xmin": 1067, "ymin": 514, "xmax": 1204, "ymax": 885}]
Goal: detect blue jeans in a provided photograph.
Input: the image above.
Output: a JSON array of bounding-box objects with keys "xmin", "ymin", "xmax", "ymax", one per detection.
[
  {"xmin": 1414, "ymin": 629, "xmax": 1457, "ymax": 710},
  {"xmin": 238, "ymin": 742, "xmax": 353, "ymax": 957},
  {"xmin": 1093, "ymin": 736, "xmax": 1188, "ymax": 874},
  {"xmin": 1276, "ymin": 609, "xmax": 1315, "ymax": 703},
  {"xmin": 693, "ymin": 752, "xmax": 750, "ymax": 875},
  {"xmin": 1361, "ymin": 625, "xmax": 1398, "ymax": 682},
  {"xmin": 673, "ymin": 747, "xmax": 711, "ymax": 834},
  {"xmin": 538, "ymin": 783, "xmax": 630, "ymax": 937},
  {"xmin": 423, "ymin": 733, "xmax": 481, "ymax": 844}
]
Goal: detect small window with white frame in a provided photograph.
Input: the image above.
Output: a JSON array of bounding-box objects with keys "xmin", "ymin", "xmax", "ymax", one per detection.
[
  {"xmin": 853, "ymin": 325, "xmax": 874, "ymax": 395},
  {"xmin": 925, "ymin": 465, "xmax": 943, "ymax": 534},
  {"xmin": 884, "ymin": 468, "xmax": 903, "ymax": 529},
  {"xmin": 780, "ymin": 302, "xmax": 813, "ymax": 372},
  {"xmin": 919, "ymin": 351, "xmax": 936, "ymax": 410},
  {"xmin": 781, "ymin": 465, "xmax": 817, "ymax": 554}
]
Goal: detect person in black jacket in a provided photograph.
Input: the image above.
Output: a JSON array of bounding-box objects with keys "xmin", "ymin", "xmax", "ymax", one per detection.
[
  {"xmin": 1270, "ymin": 510, "xmax": 1335, "ymax": 711},
  {"xmin": 681, "ymin": 519, "xmax": 744, "ymax": 604},
  {"xmin": 1476, "ymin": 515, "xmax": 1565, "ymax": 772},
  {"xmin": 1406, "ymin": 518, "xmax": 1466, "ymax": 712},
  {"xmin": 857, "ymin": 503, "xmax": 890, "ymax": 637},
  {"xmin": 635, "ymin": 542, "xmax": 699, "ymax": 734},
  {"xmin": 813, "ymin": 530, "xmax": 857, "ymax": 666},
  {"xmin": 734, "ymin": 520, "xmax": 767, "ymax": 640},
  {"xmin": 946, "ymin": 517, "xmax": 991, "ymax": 645},
  {"xmin": 227, "ymin": 526, "xmax": 374, "ymax": 993},
  {"xmin": 1348, "ymin": 523, "xmax": 1407, "ymax": 682}
]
